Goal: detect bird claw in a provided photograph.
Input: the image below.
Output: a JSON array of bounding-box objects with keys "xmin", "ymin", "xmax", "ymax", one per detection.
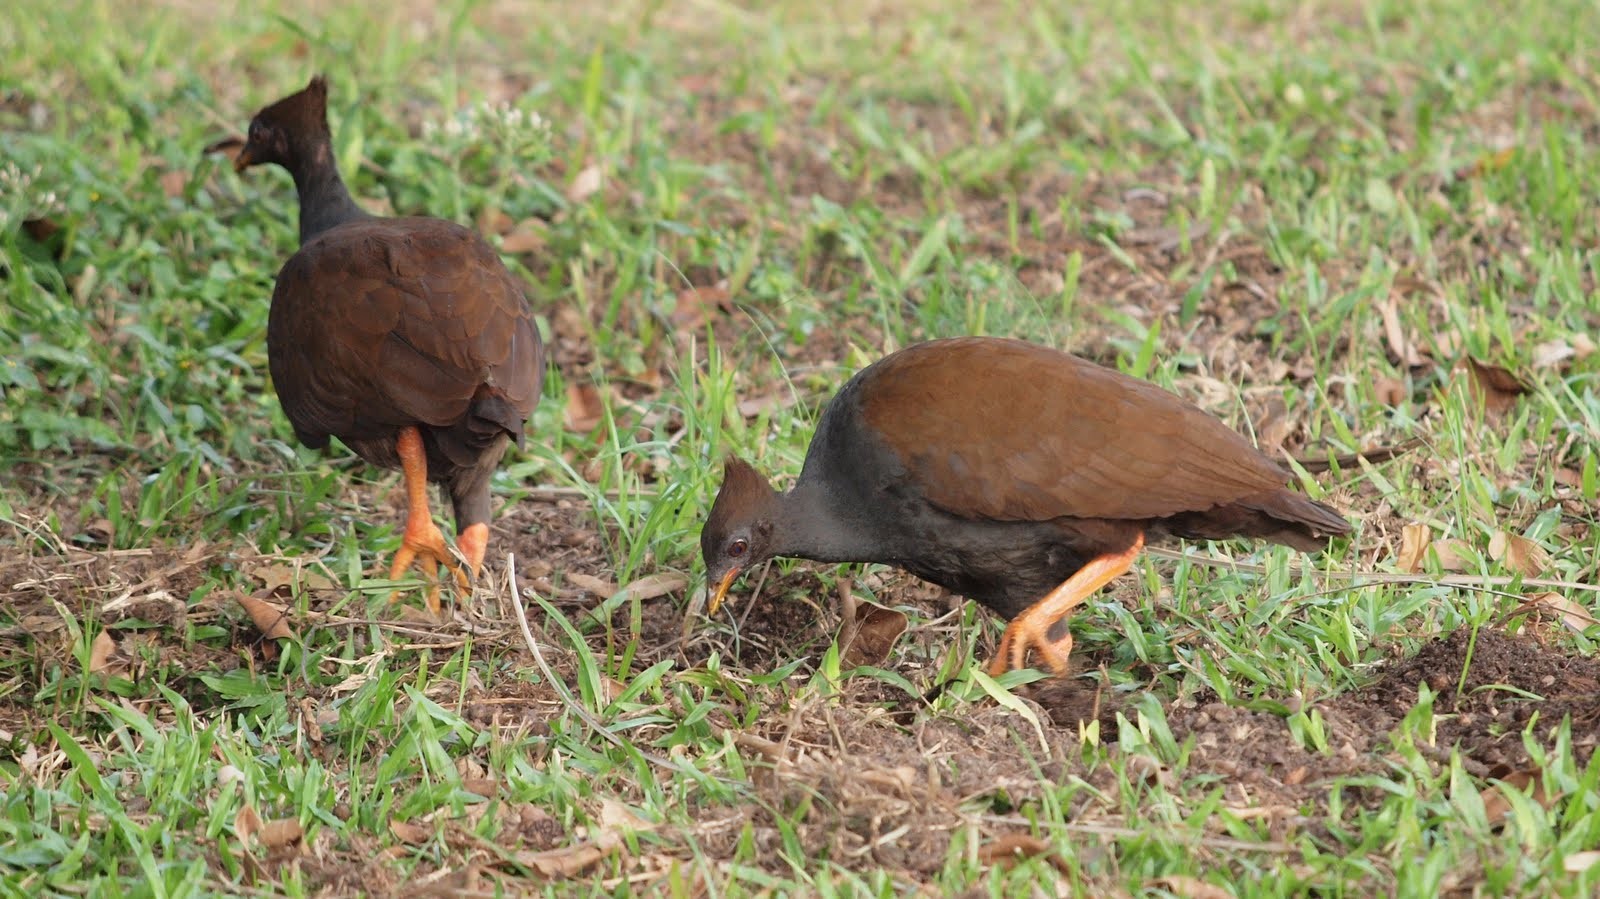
[
  {"xmin": 986, "ymin": 615, "xmax": 1075, "ymax": 678},
  {"xmin": 388, "ymin": 519, "xmax": 473, "ymax": 616}
]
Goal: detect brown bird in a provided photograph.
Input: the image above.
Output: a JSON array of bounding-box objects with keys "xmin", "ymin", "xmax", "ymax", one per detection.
[
  {"xmin": 700, "ymin": 337, "xmax": 1351, "ymax": 677},
  {"xmin": 212, "ymin": 76, "xmax": 544, "ymax": 612}
]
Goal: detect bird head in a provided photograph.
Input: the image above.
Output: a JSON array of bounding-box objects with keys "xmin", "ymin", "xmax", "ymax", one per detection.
[
  {"xmin": 206, "ymin": 75, "xmax": 332, "ymax": 174},
  {"xmin": 700, "ymin": 456, "xmax": 781, "ymax": 615}
]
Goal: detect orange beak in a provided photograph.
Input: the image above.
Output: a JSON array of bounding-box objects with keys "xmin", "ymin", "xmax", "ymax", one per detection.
[{"xmin": 707, "ymin": 568, "xmax": 740, "ymax": 616}]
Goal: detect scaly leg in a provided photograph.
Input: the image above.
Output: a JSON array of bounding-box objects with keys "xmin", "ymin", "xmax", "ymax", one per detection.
[
  {"xmin": 456, "ymin": 522, "xmax": 489, "ymax": 581},
  {"xmin": 986, "ymin": 533, "xmax": 1145, "ymax": 678},
  {"xmin": 388, "ymin": 426, "xmax": 469, "ymax": 615}
]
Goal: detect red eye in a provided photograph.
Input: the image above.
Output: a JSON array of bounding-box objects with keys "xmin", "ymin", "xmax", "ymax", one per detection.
[{"xmin": 727, "ymin": 539, "xmax": 748, "ymax": 558}]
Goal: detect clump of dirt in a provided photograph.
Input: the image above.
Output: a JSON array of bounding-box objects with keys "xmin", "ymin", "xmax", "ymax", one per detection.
[
  {"xmin": 1147, "ymin": 627, "xmax": 1600, "ymax": 827},
  {"xmin": 1328, "ymin": 627, "xmax": 1600, "ymax": 769}
]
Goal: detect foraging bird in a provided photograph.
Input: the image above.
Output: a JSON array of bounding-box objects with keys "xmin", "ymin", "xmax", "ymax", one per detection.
[
  {"xmin": 700, "ymin": 337, "xmax": 1351, "ymax": 676},
  {"xmin": 211, "ymin": 76, "xmax": 544, "ymax": 613}
]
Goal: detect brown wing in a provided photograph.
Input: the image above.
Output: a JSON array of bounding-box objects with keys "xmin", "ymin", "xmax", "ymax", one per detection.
[
  {"xmin": 266, "ymin": 216, "xmax": 539, "ymax": 450},
  {"xmin": 856, "ymin": 337, "xmax": 1291, "ymax": 522}
]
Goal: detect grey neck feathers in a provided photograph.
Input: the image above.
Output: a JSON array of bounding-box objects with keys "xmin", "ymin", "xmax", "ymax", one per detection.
[
  {"xmin": 776, "ymin": 480, "xmax": 881, "ymax": 565},
  {"xmin": 290, "ymin": 142, "xmax": 370, "ymax": 244}
]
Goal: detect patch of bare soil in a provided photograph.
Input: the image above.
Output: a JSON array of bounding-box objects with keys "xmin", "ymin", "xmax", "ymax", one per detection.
[{"xmin": 1141, "ymin": 628, "xmax": 1600, "ymax": 834}]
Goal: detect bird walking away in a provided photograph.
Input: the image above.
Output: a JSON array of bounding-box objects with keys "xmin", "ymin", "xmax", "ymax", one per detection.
[
  {"xmin": 699, "ymin": 337, "xmax": 1352, "ymax": 677},
  {"xmin": 210, "ymin": 76, "xmax": 545, "ymax": 614}
]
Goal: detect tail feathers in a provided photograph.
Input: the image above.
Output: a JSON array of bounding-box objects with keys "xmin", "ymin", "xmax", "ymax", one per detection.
[{"xmin": 1162, "ymin": 489, "xmax": 1351, "ymax": 552}]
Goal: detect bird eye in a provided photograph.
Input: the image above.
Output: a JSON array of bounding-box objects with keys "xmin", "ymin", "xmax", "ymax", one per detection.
[{"xmin": 727, "ymin": 539, "xmax": 748, "ymax": 558}]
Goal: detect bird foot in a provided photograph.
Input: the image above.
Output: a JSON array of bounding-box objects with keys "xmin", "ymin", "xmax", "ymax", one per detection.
[
  {"xmin": 388, "ymin": 517, "xmax": 472, "ymax": 616},
  {"xmin": 987, "ymin": 614, "xmax": 1075, "ymax": 677}
]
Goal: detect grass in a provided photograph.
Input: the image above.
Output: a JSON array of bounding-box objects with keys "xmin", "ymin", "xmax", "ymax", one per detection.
[{"xmin": 3, "ymin": 0, "xmax": 1600, "ymax": 895}]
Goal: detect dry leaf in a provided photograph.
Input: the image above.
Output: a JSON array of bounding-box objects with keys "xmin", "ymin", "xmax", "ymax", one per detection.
[
  {"xmin": 79, "ymin": 518, "xmax": 114, "ymax": 547},
  {"xmin": 564, "ymin": 382, "xmax": 604, "ymax": 433},
  {"xmin": 500, "ymin": 218, "xmax": 548, "ymax": 255},
  {"xmin": 565, "ymin": 572, "xmax": 617, "ymax": 597},
  {"xmin": 1488, "ymin": 531, "xmax": 1549, "ymax": 577},
  {"xmin": 389, "ymin": 820, "xmax": 430, "ymax": 845},
  {"xmin": 671, "ymin": 285, "xmax": 732, "ymax": 329},
  {"xmin": 838, "ymin": 602, "xmax": 909, "ymax": 668},
  {"xmin": 235, "ymin": 805, "xmax": 263, "ymax": 844},
  {"xmin": 598, "ymin": 798, "xmax": 654, "ymax": 835},
  {"xmin": 1380, "ymin": 293, "xmax": 1424, "ymax": 368},
  {"xmin": 1452, "ymin": 146, "xmax": 1517, "ymax": 180},
  {"xmin": 88, "ymin": 630, "xmax": 117, "ymax": 674},
  {"xmin": 1521, "ymin": 592, "xmax": 1599, "ymax": 634},
  {"xmin": 616, "ymin": 572, "xmax": 689, "ymax": 602},
  {"xmin": 567, "ymin": 163, "xmax": 603, "ymax": 203},
  {"xmin": 1565, "ymin": 850, "xmax": 1600, "ymax": 873},
  {"xmin": 1397, "ymin": 523, "xmax": 1431, "ymax": 573},
  {"xmin": 257, "ymin": 818, "xmax": 304, "ymax": 849},
  {"xmin": 1464, "ymin": 357, "xmax": 1528, "ymax": 414},
  {"xmin": 521, "ymin": 840, "xmax": 613, "ymax": 878},
  {"xmin": 477, "ymin": 207, "xmax": 513, "ymax": 235},
  {"xmin": 1532, "ymin": 340, "xmax": 1575, "ymax": 369},
  {"xmin": 1572, "ymin": 333, "xmax": 1597, "ymax": 358},
  {"xmin": 978, "ymin": 833, "xmax": 1071, "ymax": 875},
  {"xmin": 205, "ymin": 135, "xmax": 245, "ymax": 165},
  {"xmin": 1481, "ymin": 767, "xmax": 1554, "ymax": 827},
  {"xmin": 248, "ymin": 560, "xmax": 336, "ymax": 595},
  {"xmin": 1150, "ymin": 875, "xmax": 1234, "ymax": 899},
  {"xmin": 236, "ymin": 593, "xmax": 294, "ymax": 641},
  {"xmin": 1431, "ymin": 538, "xmax": 1474, "ymax": 572},
  {"xmin": 1373, "ymin": 376, "xmax": 1408, "ymax": 407},
  {"xmin": 159, "ymin": 170, "xmax": 187, "ymax": 199}
]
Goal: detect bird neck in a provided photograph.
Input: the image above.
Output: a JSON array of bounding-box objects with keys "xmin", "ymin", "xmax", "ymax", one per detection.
[
  {"xmin": 287, "ymin": 140, "xmax": 370, "ymax": 244},
  {"xmin": 777, "ymin": 480, "xmax": 881, "ymax": 564}
]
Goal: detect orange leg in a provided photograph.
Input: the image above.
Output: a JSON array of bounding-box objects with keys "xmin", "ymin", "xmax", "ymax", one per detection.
[
  {"xmin": 986, "ymin": 533, "xmax": 1145, "ymax": 678},
  {"xmin": 387, "ymin": 426, "xmax": 469, "ymax": 615},
  {"xmin": 457, "ymin": 522, "xmax": 489, "ymax": 580}
]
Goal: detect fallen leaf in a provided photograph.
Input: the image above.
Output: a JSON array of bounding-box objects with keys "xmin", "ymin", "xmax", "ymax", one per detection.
[
  {"xmin": 248, "ymin": 560, "xmax": 336, "ymax": 595},
  {"xmin": 235, "ymin": 805, "xmax": 263, "ymax": 845},
  {"xmin": 88, "ymin": 630, "xmax": 117, "ymax": 674},
  {"xmin": 565, "ymin": 572, "xmax": 617, "ymax": 597},
  {"xmin": 520, "ymin": 840, "xmax": 613, "ymax": 878},
  {"xmin": 257, "ymin": 817, "xmax": 304, "ymax": 849},
  {"xmin": 1566, "ymin": 850, "xmax": 1600, "ymax": 873},
  {"xmin": 1520, "ymin": 592, "xmax": 1599, "ymax": 634},
  {"xmin": 1150, "ymin": 876, "xmax": 1234, "ymax": 899},
  {"xmin": 500, "ymin": 218, "xmax": 548, "ymax": 255},
  {"xmin": 838, "ymin": 602, "xmax": 909, "ymax": 668},
  {"xmin": 671, "ymin": 285, "xmax": 732, "ymax": 329},
  {"xmin": 1572, "ymin": 333, "xmax": 1597, "ymax": 358},
  {"xmin": 23, "ymin": 216, "xmax": 61, "ymax": 243},
  {"xmin": 1481, "ymin": 767, "xmax": 1555, "ymax": 827},
  {"xmin": 389, "ymin": 820, "xmax": 431, "ymax": 845},
  {"xmin": 1380, "ymin": 293, "xmax": 1424, "ymax": 368},
  {"xmin": 978, "ymin": 832, "xmax": 1071, "ymax": 875},
  {"xmin": 1431, "ymin": 538, "xmax": 1474, "ymax": 572},
  {"xmin": 564, "ymin": 382, "xmax": 604, "ymax": 433},
  {"xmin": 1397, "ymin": 523, "xmax": 1431, "ymax": 573},
  {"xmin": 477, "ymin": 207, "xmax": 513, "ymax": 235},
  {"xmin": 1452, "ymin": 146, "xmax": 1517, "ymax": 180},
  {"xmin": 1464, "ymin": 357, "xmax": 1528, "ymax": 414},
  {"xmin": 1373, "ymin": 376, "xmax": 1408, "ymax": 407},
  {"xmin": 616, "ymin": 572, "xmax": 689, "ymax": 602},
  {"xmin": 1488, "ymin": 531, "xmax": 1549, "ymax": 577},
  {"xmin": 567, "ymin": 163, "xmax": 603, "ymax": 204},
  {"xmin": 205, "ymin": 135, "xmax": 245, "ymax": 164},
  {"xmin": 159, "ymin": 170, "xmax": 187, "ymax": 199},
  {"xmin": 598, "ymin": 798, "xmax": 654, "ymax": 835},
  {"xmin": 236, "ymin": 593, "xmax": 294, "ymax": 641},
  {"xmin": 1532, "ymin": 339, "xmax": 1575, "ymax": 369},
  {"xmin": 77, "ymin": 517, "xmax": 115, "ymax": 547}
]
